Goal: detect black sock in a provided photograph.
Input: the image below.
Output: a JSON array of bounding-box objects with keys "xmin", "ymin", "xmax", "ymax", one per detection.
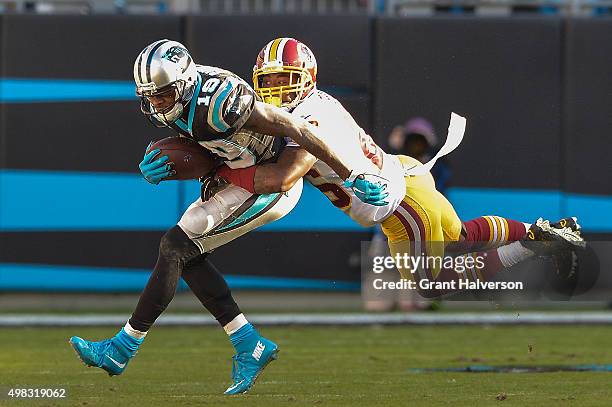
[
  {"xmin": 182, "ymin": 254, "xmax": 242, "ymax": 327},
  {"xmin": 128, "ymin": 226, "xmax": 201, "ymax": 332}
]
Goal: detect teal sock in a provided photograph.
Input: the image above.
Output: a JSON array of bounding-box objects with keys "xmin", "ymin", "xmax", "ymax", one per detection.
[
  {"xmin": 114, "ymin": 328, "xmax": 144, "ymax": 356},
  {"xmin": 229, "ymin": 323, "xmax": 258, "ymax": 353}
]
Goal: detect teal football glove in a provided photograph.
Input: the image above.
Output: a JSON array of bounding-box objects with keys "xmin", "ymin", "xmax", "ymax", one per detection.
[
  {"xmin": 344, "ymin": 174, "xmax": 389, "ymax": 206},
  {"xmin": 139, "ymin": 144, "xmax": 174, "ymax": 185}
]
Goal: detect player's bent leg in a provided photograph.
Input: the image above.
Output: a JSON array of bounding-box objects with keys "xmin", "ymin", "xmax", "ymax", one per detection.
[
  {"xmin": 129, "ymin": 226, "xmax": 201, "ymax": 331},
  {"xmin": 70, "ymin": 226, "xmax": 201, "ymax": 375},
  {"xmin": 382, "ymin": 190, "xmax": 516, "ymax": 298},
  {"xmin": 385, "ymin": 217, "xmax": 584, "ymax": 299},
  {"xmin": 178, "ymin": 182, "xmax": 302, "ymax": 394},
  {"xmin": 69, "ymin": 182, "xmax": 301, "ymax": 382},
  {"xmin": 384, "ymin": 157, "xmax": 585, "ymax": 297}
]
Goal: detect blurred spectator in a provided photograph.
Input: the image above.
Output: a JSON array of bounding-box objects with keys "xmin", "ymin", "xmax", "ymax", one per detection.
[
  {"xmin": 389, "ymin": 117, "xmax": 450, "ymax": 195},
  {"xmin": 363, "ymin": 117, "xmax": 449, "ymax": 312}
]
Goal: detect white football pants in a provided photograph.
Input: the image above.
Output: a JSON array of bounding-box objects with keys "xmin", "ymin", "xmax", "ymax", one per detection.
[{"xmin": 178, "ymin": 179, "xmax": 303, "ymax": 253}]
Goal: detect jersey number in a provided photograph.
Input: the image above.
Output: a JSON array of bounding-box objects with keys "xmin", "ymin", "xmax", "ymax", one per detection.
[
  {"xmin": 197, "ymin": 78, "xmax": 221, "ymax": 106},
  {"xmin": 307, "ymin": 168, "xmax": 351, "ymax": 209}
]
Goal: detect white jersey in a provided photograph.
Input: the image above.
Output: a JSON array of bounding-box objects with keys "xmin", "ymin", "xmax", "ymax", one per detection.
[{"xmin": 288, "ymin": 89, "xmax": 406, "ymax": 227}]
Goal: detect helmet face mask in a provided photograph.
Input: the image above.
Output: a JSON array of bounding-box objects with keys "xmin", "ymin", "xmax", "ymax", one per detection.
[
  {"xmin": 253, "ymin": 38, "xmax": 317, "ymax": 110},
  {"xmin": 134, "ymin": 40, "xmax": 197, "ymax": 127},
  {"xmin": 138, "ymin": 81, "xmax": 187, "ymax": 127},
  {"xmin": 254, "ymin": 68, "xmax": 312, "ymax": 108}
]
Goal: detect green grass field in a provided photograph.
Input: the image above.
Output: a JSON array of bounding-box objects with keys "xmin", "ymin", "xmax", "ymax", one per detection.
[{"xmin": 1, "ymin": 325, "xmax": 611, "ymax": 406}]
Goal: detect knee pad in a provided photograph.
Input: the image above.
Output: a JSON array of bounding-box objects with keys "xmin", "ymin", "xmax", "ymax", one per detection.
[{"xmin": 159, "ymin": 226, "xmax": 201, "ymax": 265}]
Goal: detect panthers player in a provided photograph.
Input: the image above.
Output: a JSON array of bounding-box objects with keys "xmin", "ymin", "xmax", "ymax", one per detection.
[
  {"xmin": 69, "ymin": 39, "xmax": 387, "ymax": 395},
  {"xmin": 217, "ymin": 37, "xmax": 584, "ymax": 296}
]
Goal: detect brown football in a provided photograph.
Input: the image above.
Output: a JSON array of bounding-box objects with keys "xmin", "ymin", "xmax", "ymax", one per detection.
[{"xmin": 146, "ymin": 136, "xmax": 216, "ymax": 180}]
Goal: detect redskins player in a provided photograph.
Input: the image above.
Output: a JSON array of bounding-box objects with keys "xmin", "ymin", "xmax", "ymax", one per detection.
[{"xmin": 218, "ymin": 37, "xmax": 584, "ymax": 297}]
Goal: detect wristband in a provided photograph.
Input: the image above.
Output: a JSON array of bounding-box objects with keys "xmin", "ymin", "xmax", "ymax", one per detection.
[{"xmin": 217, "ymin": 165, "xmax": 257, "ymax": 194}]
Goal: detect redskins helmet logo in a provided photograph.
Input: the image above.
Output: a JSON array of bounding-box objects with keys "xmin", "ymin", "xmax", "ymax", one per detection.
[{"xmin": 299, "ymin": 44, "xmax": 313, "ymax": 65}]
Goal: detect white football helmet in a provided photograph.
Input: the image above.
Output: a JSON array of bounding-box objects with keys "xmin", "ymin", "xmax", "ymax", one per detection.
[
  {"xmin": 134, "ymin": 39, "xmax": 198, "ymax": 126},
  {"xmin": 253, "ymin": 37, "xmax": 317, "ymax": 109}
]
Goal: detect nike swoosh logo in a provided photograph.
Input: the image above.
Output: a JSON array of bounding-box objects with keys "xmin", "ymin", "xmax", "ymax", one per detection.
[
  {"xmin": 106, "ymin": 355, "xmax": 126, "ymax": 369},
  {"xmin": 226, "ymin": 380, "xmax": 245, "ymax": 392}
]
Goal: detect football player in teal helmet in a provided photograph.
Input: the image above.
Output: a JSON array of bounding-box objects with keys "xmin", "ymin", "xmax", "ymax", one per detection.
[{"xmin": 69, "ymin": 38, "xmax": 389, "ymax": 396}]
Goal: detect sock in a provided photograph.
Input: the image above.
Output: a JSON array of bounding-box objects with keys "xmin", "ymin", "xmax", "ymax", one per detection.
[
  {"xmin": 463, "ymin": 216, "xmax": 527, "ymax": 250},
  {"xmin": 223, "ymin": 313, "xmax": 249, "ymax": 335},
  {"xmin": 114, "ymin": 328, "xmax": 144, "ymax": 355},
  {"xmin": 124, "ymin": 321, "xmax": 148, "ymax": 340},
  {"xmin": 497, "ymin": 241, "xmax": 535, "ymax": 268},
  {"xmin": 229, "ymin": 323, "xmax": 258, "ymax": 353}
]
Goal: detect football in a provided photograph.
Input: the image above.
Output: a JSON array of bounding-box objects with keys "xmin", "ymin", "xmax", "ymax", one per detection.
[{"xmin": 147, "ymin": 136, "xmax": 216, "ymax": 180}]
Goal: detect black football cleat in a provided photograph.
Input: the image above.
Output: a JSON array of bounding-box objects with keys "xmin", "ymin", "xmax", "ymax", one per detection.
[
  {"xmin": 522, "ymin": 218, "xmax": 586, "ymax": 284},
  {"xmin": 521, "ymin": 218, "xmax": 584, "ymax": 256},
  {"xmin": 551, "ymin": 217, "xmax": 581, "ymax": 236}
]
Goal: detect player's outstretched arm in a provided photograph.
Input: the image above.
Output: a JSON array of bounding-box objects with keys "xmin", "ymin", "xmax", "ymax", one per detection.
[
  {"xmin": 218, "ymin": 147, "xmax": 316, "ymax": 194},
  {"xmin": 254, "ymin": 148, "xmax": 316, "ymax": 193},
  {"xmin": 244, "ymin": 101, "xmax": 352, "ymax": 180}
]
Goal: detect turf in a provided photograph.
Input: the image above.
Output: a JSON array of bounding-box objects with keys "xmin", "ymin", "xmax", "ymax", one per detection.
[{"xmin": 0, "ymin": 325, "xmax": 611, "ymax": 406}]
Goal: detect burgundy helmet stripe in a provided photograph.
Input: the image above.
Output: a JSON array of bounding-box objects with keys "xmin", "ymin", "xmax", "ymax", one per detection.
[{"xmin": 281, "ymin": 38, "xmax": 300, "ymax": 65}]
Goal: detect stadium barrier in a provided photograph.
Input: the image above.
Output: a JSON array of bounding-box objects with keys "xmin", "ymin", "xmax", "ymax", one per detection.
[
  {"xmin": 1, "ymin": 15, "xmax": 612, "ymax": 291},
  {"xmin": 2, "ymin": 312, "xmax": 612, "ymax": 326}
]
